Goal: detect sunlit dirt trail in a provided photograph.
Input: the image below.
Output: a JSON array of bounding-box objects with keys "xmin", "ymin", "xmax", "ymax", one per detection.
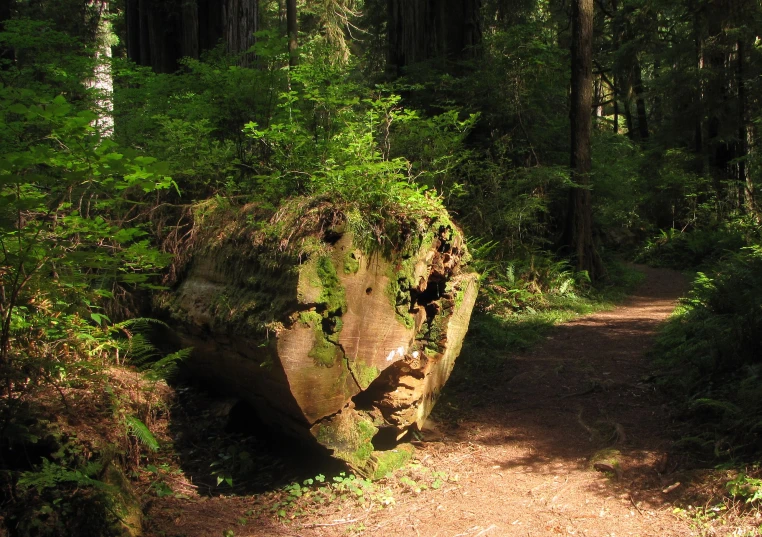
[{"xmin": 148, "ymin": 266, "xmax": 696, "ymax": 537}]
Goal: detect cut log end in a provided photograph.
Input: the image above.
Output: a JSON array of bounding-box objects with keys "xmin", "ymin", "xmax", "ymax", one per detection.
[{"xmin": 161, "ymin": 212, "xmax": 478, "ymax": 475}]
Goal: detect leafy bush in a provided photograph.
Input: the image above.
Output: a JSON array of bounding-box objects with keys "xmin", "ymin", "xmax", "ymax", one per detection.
[
  {"xmin": 653, "ymin": 246, "xmax": 762, "ymax": 458},
  {"xmin": 636, "ymin": 226, "xmax": 751, "ymax": 269},
  {"xmin": 0, "ymin": 19, "xmax": 184, "ymax": 535}
]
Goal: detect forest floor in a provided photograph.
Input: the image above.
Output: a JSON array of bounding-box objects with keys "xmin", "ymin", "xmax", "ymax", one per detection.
[{"xmin": 144, "ymin": 266, "xmax": 762, "ymax": 537}]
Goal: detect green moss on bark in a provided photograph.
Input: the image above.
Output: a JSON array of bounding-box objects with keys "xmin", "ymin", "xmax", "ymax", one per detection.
[
  {"xmin": 343, "ymin": 251, "xmax": 361, "ymax": 274},
  {"xmin": 314, "ymin": 414, "xmax": 378, "ymax": 470},
  {"xmin": 349, "ymin": 360, "xmax": 380, "ymax": 390},
  {"xmin": 371, "ymin": 444, "xmax": 415, "ymax": 480},
  {"xmin": 316, "ymin": 256, "xmax": 346, "ymax": 316}
]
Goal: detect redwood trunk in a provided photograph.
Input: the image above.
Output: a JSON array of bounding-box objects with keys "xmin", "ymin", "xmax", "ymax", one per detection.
[
  {"xmin": 286, "ymin": 0, "xmax": 297, "ymax": 66},
  {"xmin": 386, "ymin": 0, "xmax": 481, "ymax": 74},
  {"xmin": 223, "ymin": 0, "xmax": 257, "ymax": 65},
  {"xmin": 737, "ymin": 39, "xmax": 758, "ymax": 220},
  {"xmin": 565, "ymin": 0, "xmax": 603, "ymax": 280},
  {"xmin": 0, "ymin": 0, "xmax": 13, "ymax": 68},
  {"xmin": 632, "ymin": 60, "xmax": 649, "ymax": 140}
]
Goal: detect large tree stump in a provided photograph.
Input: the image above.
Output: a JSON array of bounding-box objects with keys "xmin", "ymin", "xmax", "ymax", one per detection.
[{"xmin": 158, "ymin": 202, "xmax": 477, "ymax": 476}]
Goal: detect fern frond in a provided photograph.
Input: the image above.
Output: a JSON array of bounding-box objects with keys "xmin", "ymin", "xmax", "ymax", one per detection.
[
  {"xmin": 144, "ymin": 347, "xmax": 192, "ymax": 380},
  {"xmin": 125, "ymin": 416, "xmax": 159, "ymax": 451},
  {"xmin": 689, "ymin": 398, "xmax": 742, "ymax": 415},
  {"xmin": 114, "ymin": 317, "xmax": 169, "ymax": 331},
  {"xmin": 123, "ymin": 333, "xmax": 160, "ymax": 366}
]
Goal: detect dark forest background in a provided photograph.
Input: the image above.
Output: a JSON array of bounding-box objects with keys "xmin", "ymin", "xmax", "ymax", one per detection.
[{"xmin": 1, "ymin": 0, "xmax": 762, "ymax": 534}]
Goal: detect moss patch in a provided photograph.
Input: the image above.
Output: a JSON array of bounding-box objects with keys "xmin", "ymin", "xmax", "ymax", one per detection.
[
  {"xmin": 313, "ymin": 412, "xmax": 378, "ymax": 470},
  {"xmin": 371, "ymin": 444, "xmax": 415, "ymax": 480},
  {"xmin": 300, "ymin": 256, "xmax": 348, "ymax": 367},
  {"xmin": 309, "ymin": 328, "xmax": 343, "ymax": 367},
  {"xmin": 316, "ymin": 256, "xmax": 346, "ymax": 316},
  {"xmin": 386, "ymin": 268, "xmax": 417, "ymax": 329},
  {"xmin": 343, "ymin": 250, "xmax": 361, "ymax": 274},
  {"xmin": 349, "ymin": 360, "xmax": 380, "ymax": 390},
  {"xmin": 416, "ymin": 298, "xmax": 453, "ymax": 355}
]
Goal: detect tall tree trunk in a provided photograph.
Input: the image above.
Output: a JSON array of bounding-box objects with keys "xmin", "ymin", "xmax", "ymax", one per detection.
[
  {"xmin": 87, "ymin": 0, "xmax": 113, "ymax": 137},
  {"xmin": 693, "ymin": 11, "xmax": 704, "ymax": 153},
  {"xmin": 286, "ymin": 0, "xmax": 297, "ymax": 66},
  {"xmin": 198, "ymin": 0, "xmax": 224, "ymax": 52},
  {"xmin": 224, "ymin": 0, "xmax": 257, "ymax": 66},
  {"xmin": 386, "ymin": 0, "xmax": 481, "ymax": 75},
  {"xmin": 181, "ymin": 0, "xmax": 199, "ymax": 60},
  {"xmin": 632, "ymin": 59, "xmax": 649, "ymax": 140},
  {"xmin": 610, "ymin": 0, "xmax": 619, "ymax": 134},
  {"xmin": 737, "ymin": 39, "xmax": 758, "ymax": 220},
  {"xmin": 624, "ymin": 98, "xmax": 634, "ymax": 140},
  {"xmin": 126, "ymin": 0, "xmax": 224, "ymax": 72},
  {"xmin": 136, "ymin": 0, "xmax": 151, "ymax": 68},
  {"xmin": 565, "ymin": 0, "xmax": 603, "ymax": 280},
  {"xmin": 0, "ymin": 0, "xmax": 13, "ymax": 68},
  {"xmin": 651, "ymin": 56, "xmax": 662, "ymax": 126},
  {"xmin": 125, "ymin": 0, "xmax": 140, "ymax": 63}
]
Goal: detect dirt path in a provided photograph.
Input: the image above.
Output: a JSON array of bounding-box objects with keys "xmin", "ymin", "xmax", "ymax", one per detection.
[{"xmin": 148, "ymin": 266, "xmax": 695, "ymax": 537}]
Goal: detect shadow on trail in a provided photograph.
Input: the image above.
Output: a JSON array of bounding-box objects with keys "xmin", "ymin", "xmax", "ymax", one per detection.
[{"xmin": 434, "ymin": 266, "xmax": 689, "ymax": 510}]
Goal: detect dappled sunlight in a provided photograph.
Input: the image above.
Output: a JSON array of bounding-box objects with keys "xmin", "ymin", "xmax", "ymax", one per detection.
[{"xmin": 401, "ymin": 266, "xmax": 696, "ymax": 535}]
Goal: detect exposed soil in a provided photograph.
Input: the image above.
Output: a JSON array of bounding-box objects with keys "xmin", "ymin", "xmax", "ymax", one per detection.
[{"xmin": 145, "ymin": 266, "xmax": 729, "ymax": 537}]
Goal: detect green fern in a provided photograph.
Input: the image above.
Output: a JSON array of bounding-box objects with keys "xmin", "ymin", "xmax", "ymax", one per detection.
[
  {"xmin": 19, "ymin": 458, "xmax": 106, "ymax": 493},
  {"xmin": 125, "ymin": 416, "xmax": 160, "ymax": 452},
  {"xmin": 689, "ymin": 398, "xmax": 742, "ymax": 416},
  {"xmin": 144, "ymin": 347, "xmax": 193, "ymax": 380}
]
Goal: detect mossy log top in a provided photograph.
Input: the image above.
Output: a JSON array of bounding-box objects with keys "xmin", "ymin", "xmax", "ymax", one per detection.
[{"xmin": 158, "ymin": 202, "xmax": 478, "ymax": 476}]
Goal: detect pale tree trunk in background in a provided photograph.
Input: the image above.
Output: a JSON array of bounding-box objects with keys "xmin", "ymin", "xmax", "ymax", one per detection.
[
  {"xmin": 88, "ymin": 0, "xmax": 114, "ymax": 138},
  {"xmin": 286, "ymin": 0, "xmax": 297, "ymax": 66},
  {"xmin": 564, "ymin": 0, "xmax": 603, "ymax": 280}
]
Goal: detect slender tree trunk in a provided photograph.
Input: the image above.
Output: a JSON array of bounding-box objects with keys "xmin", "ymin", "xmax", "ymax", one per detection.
[
  {"xmin": 564, "ymin": 0, "xmax": 603, "ymax": 280},
  {"xmin": 87, "ymin": 0, "xmax": 113, "ymax": 137},
  {"xmin": 594, "ymin": 76, "xmax": 603, "ymax": 125},
  {"xmin": 736, "ymin": 39, "xmax": 758, "ymax": 220},
  {"xmin": 624, "ymin": 98, "xmax": 634, "ymax": 139},
  {"xmin": 0, "ymin": 0, "xmax": 14, "ymax": 68},
  {"xmin": 693, "ymin": 12, "xmax": 704, "ymax": 153},
  {"xmin": 610, "ymin": 0, "xmax": 618, "ymax": 135},
  {"xmin": 286, "ymin": 0, "xmax": 297, "ymax": 66},
  {"xmin": 137, "ymin": 0, "xmax": 151, "ymax": 68},
  {"xmin": 125, "ymin": 0, "xmax": 141, "ymax": 63},
  {"xmin": 632, "ymin": 59, "xmax": 649, "ymax": 140},
  {"xmin": 652, "ymin": 56, "xmax": 662, "ymax": 126}
]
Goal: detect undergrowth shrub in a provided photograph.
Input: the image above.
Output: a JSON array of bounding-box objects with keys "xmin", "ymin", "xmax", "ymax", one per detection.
[
  {"xmin": 469, "ymin": 239, "xmax": 591, "ymax": 316},
  {"xmin": 653, "ymin": 246, "xmax": 762, "ymax": 459},
  {"xmin": 636, "ymin": 225, "xmax": 752, "ymax": 269}
]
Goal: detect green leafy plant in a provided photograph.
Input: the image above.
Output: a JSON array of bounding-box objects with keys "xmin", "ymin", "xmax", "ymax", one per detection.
[
  {"xmin": 727, "ymin": 472, "xmax": 762, "ymax": 505},
  {"xmin": 653, "ymin": 246, "xmax": 762, "ymax": 459}
]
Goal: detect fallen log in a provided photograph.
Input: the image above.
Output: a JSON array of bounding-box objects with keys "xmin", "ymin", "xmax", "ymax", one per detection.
[{"xmin": 156, "ymin": 199, "xmax": 477, "ymax": 477}]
